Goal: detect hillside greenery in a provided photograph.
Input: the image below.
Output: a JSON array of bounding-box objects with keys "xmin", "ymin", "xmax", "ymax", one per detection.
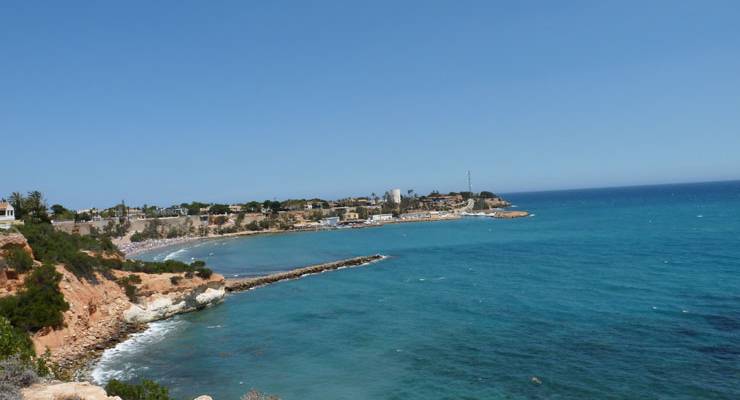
[
  {"xmin": 0, "ymin": 263, "xmax": 69, "ymax": 332},
  {"xmin": 105, "ymin": 379, "xmax": 173, "ymax": 400},
  {"xmin": 3, "ymin": 246, "xmax": 33, "ymax": 273}
]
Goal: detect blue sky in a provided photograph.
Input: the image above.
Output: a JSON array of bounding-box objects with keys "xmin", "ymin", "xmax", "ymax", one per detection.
[{"xmin": 2, "ymin": 1, "xmax": 739, "ymax": 208}]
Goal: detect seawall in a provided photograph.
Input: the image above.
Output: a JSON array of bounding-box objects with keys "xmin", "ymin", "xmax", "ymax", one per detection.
[{"xmin": 226, "ymin": 254, "xmax": 387, "ymax": 292}]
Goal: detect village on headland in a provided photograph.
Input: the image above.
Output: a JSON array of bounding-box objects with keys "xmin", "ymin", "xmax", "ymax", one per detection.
[{"xmin": 2, "ymin": 187, "xmax": 529, "ymax": 256}]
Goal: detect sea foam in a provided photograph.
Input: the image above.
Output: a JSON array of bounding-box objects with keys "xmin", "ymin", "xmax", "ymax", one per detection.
[{"xmin": 91, "ymin": 319, "xmax": 185, "ymax": 385}]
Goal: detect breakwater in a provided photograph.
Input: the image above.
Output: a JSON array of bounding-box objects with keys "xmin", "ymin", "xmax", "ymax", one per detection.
[{"xmin": 225, "ymin": 254, "xmax": 386, "ymax": 292}]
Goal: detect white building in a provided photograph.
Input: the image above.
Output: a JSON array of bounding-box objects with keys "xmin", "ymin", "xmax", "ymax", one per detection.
[
  {"xmin": 0, "ymin": 202, "xmax": 16, "ymax": 229},
  {"xmin": 0, "ymin": 203, "xmax": 16, "ymax": 222},
  {"xmin": 391, "ymin": 188, "xmax": 401, "ymax": 204},
  {"xmin": 371, "ymin": 214, "xmax": 394, "ymax": 222},
  {"xmin": 320, "ymin": 217, "xmax": 340, "ymax": 227}
]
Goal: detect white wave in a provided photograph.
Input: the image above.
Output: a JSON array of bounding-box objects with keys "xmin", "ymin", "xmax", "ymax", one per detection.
[
  {"xmin": 164, "ymin": 247, "xmax": 188, "ymax": 261},
  {"xmin": 91, "ymin": 319, "xmax": 185, "ymax": 385}
]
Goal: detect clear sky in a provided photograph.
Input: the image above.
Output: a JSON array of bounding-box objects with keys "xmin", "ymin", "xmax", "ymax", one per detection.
[{"xmin": 3, "ymin": 1, "xmax": 740, "ymax": 208}]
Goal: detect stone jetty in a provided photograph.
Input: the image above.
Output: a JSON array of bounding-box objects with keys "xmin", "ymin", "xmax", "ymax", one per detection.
[{"xmin": 226, "ymin": 254, "xmax": 386, "ymax": 292}]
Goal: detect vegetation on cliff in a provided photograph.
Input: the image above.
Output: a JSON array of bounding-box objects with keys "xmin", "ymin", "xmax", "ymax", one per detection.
[
  {"xmin": 0, "ymin": 317, "xmax": 48, "ymax": 400},
  {"xmin": 0, "ymin": 263, "xmax": 69, "ymax": 332},
  {"xmin": 18, "ymin": 221, "xmax": 213, "ymax": 282},
  {"xmin": 3, "ymin": 245, "xmax": 33, "ymax": 273},
  {"xmin": 105, "ymin": 379, "xmax": 173, "ymax": 400}
]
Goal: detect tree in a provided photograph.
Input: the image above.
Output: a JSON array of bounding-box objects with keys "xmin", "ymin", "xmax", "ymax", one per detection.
[
  {"xmin": 356, "ymin": 206, "xmax": 368, "ymax": 220},
  {"xmin": 242, "ymin": 201, "xmax": 262, "ymax": 213},
  {"xmin": 262, "ymin": 200, "xmax": 280, "ymax": 215},
  {"xmin": 9, "ymin": 192, "xmax": 24, "ymax": 219},
  {"xmin": 209, "ymin": 204, "xmax": 230, "ymax": 215},
  {"xmin": 12, "ymin": 191, "xmax": 50, "ymax": 224}
]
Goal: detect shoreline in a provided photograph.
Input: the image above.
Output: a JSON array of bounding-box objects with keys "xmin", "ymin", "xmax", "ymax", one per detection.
[
  {"xmin": 83, "ymin": 254, "xmax": 389, "ymax": 382},
  {"xmin": 117, "ymin": 216, "xmax": 464, "ymax": 259}
]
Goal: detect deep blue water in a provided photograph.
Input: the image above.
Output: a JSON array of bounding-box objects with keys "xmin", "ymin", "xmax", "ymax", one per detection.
[{"xmin": 93, "ymin": 181, "xmax": 740, "ymax": 399}]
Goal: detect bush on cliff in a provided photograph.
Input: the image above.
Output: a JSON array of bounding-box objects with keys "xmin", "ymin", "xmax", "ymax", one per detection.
[
  {"xmin": 195, "ymin": 268, "xmax": 212, "ymax": 279},
  {"xmin": 3, "ymin": 246, "xmax": 33, "ymax": 273},
  {"xmin": 0, "ymin": 318, "xmax": 45, "ymax": 400},
  {"xmin": 130, "ymin": 231, "xmax": 146, "ymax": 243},
  {"xmin": 0, "ymin": 263, "xmax": 69, "ymax": 332},
  {"xmin": 105, "ymin": 379, "xmax": 173, "ymax": 400},
  {"xmin": 0, "ymin": 317, "xmax": 34, "ymax": 361},
  {"xmin": 117, "ymin": 274, "xmax": 142, "ymax": 302}
]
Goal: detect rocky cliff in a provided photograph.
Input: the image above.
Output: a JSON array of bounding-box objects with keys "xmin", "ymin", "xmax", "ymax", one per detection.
[
  {"xmin": 31, "ymin": 267, "xmax": 225, "ymax": 370},
  {"xmin": 0, "ymin": 233, "xmax": 225, "ymax": 372}
]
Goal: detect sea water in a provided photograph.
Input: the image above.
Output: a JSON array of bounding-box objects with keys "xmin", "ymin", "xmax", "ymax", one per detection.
[{"xmin": 92, "ymin": 181, "xmax": 740, "ymax": 399}]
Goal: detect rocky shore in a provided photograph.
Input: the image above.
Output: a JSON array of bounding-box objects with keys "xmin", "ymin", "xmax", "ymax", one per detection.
[
  {"xmin": 226, "ymin": 254, "xmax": 387, "ymax": 292},
  {"xmin": 30, "ymin": 265, "xmax": 226, "ymax": 375}
]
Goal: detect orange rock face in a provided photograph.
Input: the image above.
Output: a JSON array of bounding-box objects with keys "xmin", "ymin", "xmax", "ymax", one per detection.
[{"xmin": 30, "ymin": 266, "xmax": 224, "ymax": 367}]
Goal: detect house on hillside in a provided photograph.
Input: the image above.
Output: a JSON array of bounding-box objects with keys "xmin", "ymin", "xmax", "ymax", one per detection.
[{"xmin": 0, "ymin": 203, "xmax": 17, "ymax": 229}]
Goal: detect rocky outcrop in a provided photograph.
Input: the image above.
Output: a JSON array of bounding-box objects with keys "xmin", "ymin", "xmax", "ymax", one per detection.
[
  {"xmin": 491, "ymin": 210, "xmax": 530, "ymax": 219},
  {"xmin": 485, "ymin": 197, "xmax": 512, "ymax": 209},
  {"xmin": 22, "ymin": 381, "xmax": 122, "ymax": 400},
  {"xmin": 0, "ymin": 232, "xmax": 33, "ymax": 256},
  {"xmin": 123, "ymin": 285, "xmax": 225, "ymax": 324}
]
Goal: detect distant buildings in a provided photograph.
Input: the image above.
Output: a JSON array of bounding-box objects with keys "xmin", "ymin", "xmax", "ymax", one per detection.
[
  {"xmin": 391, "ymin": 189, "xmax": 401, "ymax": 204},
  {"xmin": 342, "ymin": 211, "xmax": 359, "ymax": 221}
]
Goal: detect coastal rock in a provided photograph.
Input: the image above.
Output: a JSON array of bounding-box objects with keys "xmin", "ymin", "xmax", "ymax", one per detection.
[
  {"xmin": 492, "ymin": 210, "xmax": 530, "ymax": 219},
  {"xmin": 0, "ymin": 232, "xmax": 34, "ymax": 257},
  {"xmin": 124, "ymin": 285, "xmax": 225, "ymax": 324},
  {"xmin": 25, "ymin": 265, "xmax": 224, "ymax": 371},
  {"xmin": 22, "ymin": 381, "xmax": 122, "ymax": 400},
  {"xmin": 193, "ymin": 396, "xmax": 213, "ymax": 400}
]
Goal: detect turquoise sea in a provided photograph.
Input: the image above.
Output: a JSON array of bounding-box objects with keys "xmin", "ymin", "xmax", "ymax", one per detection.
[{"xmin": 92, "ymin": 181, "xmax": 740, "ymax": 399}]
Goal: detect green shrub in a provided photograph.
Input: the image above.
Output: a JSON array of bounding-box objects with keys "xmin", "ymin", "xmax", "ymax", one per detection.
[
  {"xmin": 130, "ymin": 232, "xmax": 145, "ymax": 243},
  {"xmin": 117, "ymin": 275, "xmax": 141, "ymax": 303},
  {"xmin": 0, "ymin": 317, "xmax": 34, "ymax": 361},
  {"xmin": 4, "ymin": 247, "xmax": 33, "ymax": 273},
  {"xmin": 195, "ymin": 268, "xmax": 213, "ymax": 280},
  {"xmin": 169, "ymin": 276, "xmax": 182, "ymax": 286},
  {"xmin": 0, "ymin": 264, "xmax": 69, "ymax": 332},
  {"xmin": 105, "ymin": 379, "xmax": 173, "ymax": 400}
]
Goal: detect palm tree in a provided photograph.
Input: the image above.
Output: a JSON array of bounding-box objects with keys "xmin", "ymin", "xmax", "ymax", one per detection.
[{"xmin": 9, "ymin": 192, "xmax": 24, "ymax": 218}]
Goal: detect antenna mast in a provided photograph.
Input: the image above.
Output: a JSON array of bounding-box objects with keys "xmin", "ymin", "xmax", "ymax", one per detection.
[{"xmin": 467, "ymin": 170, "xmax": 472, "ymax": 194}]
